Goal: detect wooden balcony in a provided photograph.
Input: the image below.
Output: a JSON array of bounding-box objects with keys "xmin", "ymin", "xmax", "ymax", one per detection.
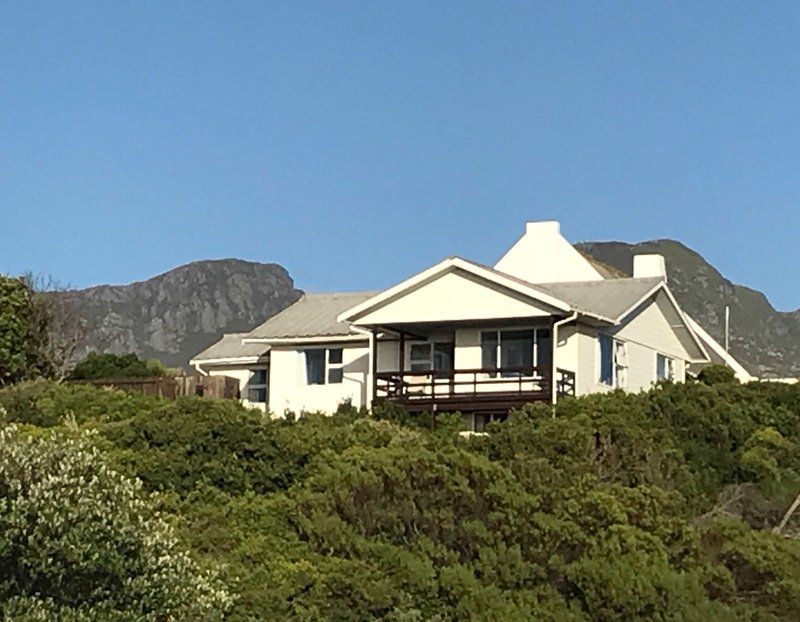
[{"xmin": 374, "ymin": 366, "xmax": 576, "ymax": 414}]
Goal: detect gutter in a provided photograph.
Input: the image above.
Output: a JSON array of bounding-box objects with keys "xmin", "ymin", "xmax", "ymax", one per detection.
[{"xmin": 552, "ymin": 312, "xmax": 579, "ymax": 406}]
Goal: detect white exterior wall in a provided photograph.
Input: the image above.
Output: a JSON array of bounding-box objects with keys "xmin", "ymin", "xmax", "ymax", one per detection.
[
  {"xmin": 556, "ymin": 324, "xmax": 580, "ymax": 376},
  {"xmin": 202, "ymin": 364, "xmax": 269, "ymax": 412},
  {"xmin": 268, "ymin": 342, "xmax": 369, "ymax": 416},
  {"xmin": 573, "ymin": 298, "xmax": 692, "ymax": 396}
]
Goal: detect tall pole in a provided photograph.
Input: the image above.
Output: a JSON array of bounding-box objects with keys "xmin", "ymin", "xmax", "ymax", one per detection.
[{"xmin": 725, "ymin": 306, "xmax": 730, "ymax": 354}]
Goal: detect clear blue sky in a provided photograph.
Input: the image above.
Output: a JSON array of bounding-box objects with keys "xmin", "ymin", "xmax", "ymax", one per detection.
[{"xmin": 2, "ymin": 2, "xmax": 798, "ymax": 311}]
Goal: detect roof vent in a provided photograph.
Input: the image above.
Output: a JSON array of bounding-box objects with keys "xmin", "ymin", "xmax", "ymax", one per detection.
[{"xmin": 633, "ymin": 254, "xmax": 667, "ymax": 280}]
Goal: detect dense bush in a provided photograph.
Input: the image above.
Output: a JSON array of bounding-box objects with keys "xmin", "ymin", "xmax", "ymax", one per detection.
[
  {"xmin": 0, "ymin": 425, "xmax": 231, "ymax": 621},
  {"xmin": 68, "ymin": 352, "xmax": 174, "ymax": 380},
  {"xmin": 1, "ymin": 379, "xmax": 800, "ymax": 620},
  {"xmin": 697, "ymin": 364, "xmax": 739, "ymax": 386}
]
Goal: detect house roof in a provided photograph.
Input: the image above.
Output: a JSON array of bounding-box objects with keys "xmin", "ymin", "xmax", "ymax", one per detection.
[
  {"xmin": 531, "ymin": 277, "xmax": 666, "ymax": 323},
  {"xmin": 190, "ymin": 333, "xmax": 270, "ymax": 363},
  {"xmin": 246, "ymin": 292, "xmax": 378, "ymax": 340},
  {"xmin": 685, "ymin": 315, "xmax": 753, "ymax": 380},
  {"xmin": 578, "ymin": 251, "xmax": 629, "ymax": 279},
  {"xmin": 337, "ymin": 256, "xmax": 573, "ymax": 324}
]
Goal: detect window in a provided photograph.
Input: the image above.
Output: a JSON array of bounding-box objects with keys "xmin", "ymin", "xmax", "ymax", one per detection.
[
  {"xmin": 408, "ymin": 341, "xmax": 454, "ymax": 377},
  {"xmin": 599, "ymin": 334, "xmax": 613, "ymax": 385},
  {"xmin": 598, "ymin": 334, "xmax": 627, "ymax": 388},
  {"xmin": 656, "ymin": 353, "xmax": 676, "ymax": 382},
  {"xmin": 461, "ymin": 412, "xmax": 507, "ymax": 433},
  {"xmin": 410, "ymin": 343, "xmax": 433, "ymax": 371},
  {"xmin": 303, "ymin": 348, "xmax": 344, "ymax": 385},
  {"xmin": 248, "ymin": 369, "xmax": 268, "ymax": 403},
  {"xmin": 481, "ymin": 329, "xmax": 550, "ymax": 377},
  {"xmin": 328, "ymin": 348, "xmax": 344, "ymax": 384}
]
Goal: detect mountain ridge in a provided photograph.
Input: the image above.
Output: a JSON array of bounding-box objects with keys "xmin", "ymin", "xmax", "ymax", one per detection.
[
  {"xmin": 576, "ymin": 240, "xmax": 800, "ymax": 378},
  {"xmin": 65, "ymin": 258, "xmax": 303, "ymax": 368},
  {"xmin": 60, "ymin": 244, "xmax": 798, "ymax": 378}
]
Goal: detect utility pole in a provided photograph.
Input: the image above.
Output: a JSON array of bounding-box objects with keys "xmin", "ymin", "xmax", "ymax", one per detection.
[{"xmin": 724, "ymin": 305, "xmax": 730, "ymax": 354}]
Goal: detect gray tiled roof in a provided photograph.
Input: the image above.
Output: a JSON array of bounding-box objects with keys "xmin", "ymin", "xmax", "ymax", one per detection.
[
  {"xmin": 191, "ymin": 333, "xmax": 269, "ymax": 362},
  {"xmin": 245, "ymin": 292, "xmax": 378, "ymax": 339},
  {"xmin": 530, "ymin": 277, "xmax": 665, "ymax": 321},
  {"xmin": 456, "ymin": 256, "xmax": 665, "ymax": 322}
]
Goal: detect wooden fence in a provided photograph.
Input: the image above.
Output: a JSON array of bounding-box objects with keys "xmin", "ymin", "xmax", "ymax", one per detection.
[{"xmin": 70, "ymin": 375, "xmax": 240, "ymax": 400}]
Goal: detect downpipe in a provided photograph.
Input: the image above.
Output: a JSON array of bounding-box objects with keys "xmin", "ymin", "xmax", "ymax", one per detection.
[{"xmin": 551, "ymin": 312, "xmax": 578, "ymax": 415}]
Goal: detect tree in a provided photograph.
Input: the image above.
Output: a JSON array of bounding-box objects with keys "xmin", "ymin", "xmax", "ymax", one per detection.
[
  {"xmin": 0, "ymin": 274, "xmax": 86, "ymax": 386},
  {"xmin": 0, "ymin": 425, "xmax": 232, "ymax": 621},
  {"xmin": 26, "ymin": 274, "xmax": 87, "ymax": 379},
  {"xmin": 0, "ymin": 276, "xmax": 51, "ymax": 386}
]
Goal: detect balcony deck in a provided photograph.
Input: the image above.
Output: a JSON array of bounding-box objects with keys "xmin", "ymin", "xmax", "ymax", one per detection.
[{"xmin": 374, "ymin": 367, "xmax": 576, "ymax": 414}]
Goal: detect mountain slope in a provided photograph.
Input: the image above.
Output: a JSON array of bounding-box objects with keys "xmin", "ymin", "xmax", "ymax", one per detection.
[
  {"xmin": 577, "ymin": 240, "xmax": 800, "ymax": 378},
  {"xmin": 66, "ymin": 259, "xmax": 303, "ymax": 368}
]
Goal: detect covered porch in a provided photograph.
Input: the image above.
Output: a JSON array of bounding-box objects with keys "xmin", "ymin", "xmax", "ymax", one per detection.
[
  {"xmin": 367, "ymin": 318, "xmax": 576, "ymax": 414},
  {"xmin": 337, "ymin": 257, "xmax": 580, "ymax": 414}
]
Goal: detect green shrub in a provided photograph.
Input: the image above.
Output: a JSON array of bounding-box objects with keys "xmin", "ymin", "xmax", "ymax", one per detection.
[
  {"xmin": 0, "ymin": 425, "xmax": 232, "ymax": 620},
  {"xmin": 68, "ymin": 352, "xmax": 174, "ymax": 380},
  {"xmin": 2, "ymin": 379, "xmax": 800, "ymax": 620},
  {"xmin": 697, "ymin": 364, "xmax": 739, "ymax": 386}
]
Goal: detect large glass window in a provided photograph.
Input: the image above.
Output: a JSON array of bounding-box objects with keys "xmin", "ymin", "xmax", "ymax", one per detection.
[
  {"xmin": 303, "ymin": 348, "xmax": 344, "ymax": 385},
  {"xmin": 408, "ymin": 342, "xmax": 454, "ymax": 377},
  {"xmin": 656, "ymin": 353, "xmax": 676, "ymax": 382},
  {"xmin": 248, "ymin": 369, "xmax": 268, "ymax": 403},
  {"xmin": 500, "ymin": 330, "xmax": 533, "ymax": 374},
  {"xmin": 305, "ymin": 350, "xmax": 326, "ymax": 385},
  {"xmin": 598, "ymin": 334, "xmax": 627, "ymax": 387},
  {"xmin": 598, "ymin": 334, "xmax": 614, "ymax": 386},
  {"xmin": 481, "ymin": 329, "xmax": 550, "ymax": 377}
]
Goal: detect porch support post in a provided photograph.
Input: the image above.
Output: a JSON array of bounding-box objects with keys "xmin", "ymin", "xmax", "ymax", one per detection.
[
  {"xmin": 371, "ymin": 328, "xmax": 378, "ymax": 405},
  {"xmin": 398, "ymin": 331, "xmax": 405, "ymax": 372},
  {"xmin": 550, "ymin": 316, "xmax": 557, "ymax": 406}
]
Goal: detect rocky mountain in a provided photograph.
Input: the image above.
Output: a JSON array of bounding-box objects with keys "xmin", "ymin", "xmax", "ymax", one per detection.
[
  {"xmin": 65, "ymin": 259, "xmax": 303, "ymax": 368},
  {"xmin": 62, "ymin": 244, "xmax": 798, "ymax": 378},
  {"xmin": 577, "ymin": 240, "xmax": 800, "ymax": 378}
]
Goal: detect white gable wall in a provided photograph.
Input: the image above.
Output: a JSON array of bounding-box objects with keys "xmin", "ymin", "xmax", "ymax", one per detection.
[
  {"xmin": 572, "ymin": 294, "xmax": 694, "ymax": 396},
  {"xmin": 494, "ymin": 221, "xmax": 604, "ymax": 284},
  {"xmin": 354, "ymin": 268, "xmax": 558, "ymax": 326}
]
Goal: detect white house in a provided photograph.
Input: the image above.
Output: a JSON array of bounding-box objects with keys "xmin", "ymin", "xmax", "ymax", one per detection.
[{"xmin": 191, "ymin": 221, "xmax": 735, "ymax": 429}]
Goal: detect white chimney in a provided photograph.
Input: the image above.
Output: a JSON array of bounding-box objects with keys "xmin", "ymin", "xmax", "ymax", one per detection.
[
  {"xmin": 494, "ymin": 220, "xmax": 605, "ymax": 284},
  {"xmin": 526, "ymin": 220, "xmax": 561, "ymax": 235},
  {"xmin": 633, "ymin": 254, "xmax": 667, "ymax": 280}
]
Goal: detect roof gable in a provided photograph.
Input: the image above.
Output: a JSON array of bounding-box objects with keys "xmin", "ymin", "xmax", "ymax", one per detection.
[{"xmin": 339, "ymin": 257, "xmax": 572, "ymax": 326}]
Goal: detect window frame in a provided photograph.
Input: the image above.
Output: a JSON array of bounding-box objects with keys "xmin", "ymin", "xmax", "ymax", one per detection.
[
  {"xmin": 407, "ymin": 340, "xmax": 455, "ymax": 378},
  {"xmin": 598, "ymin": 333, "xmax": 628, "ymax": 388},
  {"xmin": 480, "ymin": 328, "xmax": 551, "ymax": 378},
  {"xmin": 247, "ymin": 368, "xmax": 269, "ymax": 403},
  {"xmin": 655, "ymin": 352, "xmax": 676, "ymax": 382},
  {"xmin": 302, "ymin": 347, "xmax": 345, "ymax": 385}
]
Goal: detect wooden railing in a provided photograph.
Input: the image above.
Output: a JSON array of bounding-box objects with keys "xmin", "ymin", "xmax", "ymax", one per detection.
[
  {"xmin": 374, "ymin": 367, "xmax": 576, "ymax": 410},
  {"xmin": 556, "ymin": 368, "xmax": 576, "ymax": 398}
]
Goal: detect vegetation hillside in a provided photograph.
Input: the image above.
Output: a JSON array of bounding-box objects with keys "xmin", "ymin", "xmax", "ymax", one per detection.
[{"xmin": 2, "ymin": 377, "xmax": 800, "ymax": 621}]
